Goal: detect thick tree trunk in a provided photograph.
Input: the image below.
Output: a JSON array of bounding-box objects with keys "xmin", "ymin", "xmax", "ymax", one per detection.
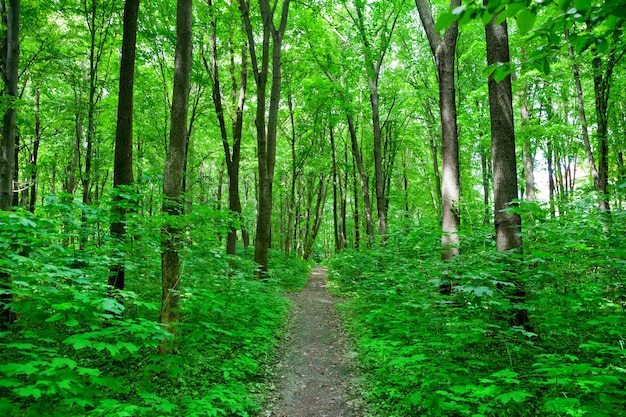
[
  {"xmin": 486, "ymin": 18, "xmax": 522, "ymax": 251},
  {"xmin": 0, "ymin": 0, "xmax": 19, "ymax": 330},
  {"xmin": 160, "ymin": 0, "xmax": 192, "ymax": 353},
  {"xmin": 481, "ymin": 148, "xmax": 491, "ymax": 224},
  {"xmin": 416, "ymin": 0, "xmax": 461, "ymax": 259},
  {"xmin": 486, "ymin": 14, "xmax": 528, "ymax": 328},
  {"xmin": 109, "ymin": 0, "xmax": 139, "ymax": 292}
]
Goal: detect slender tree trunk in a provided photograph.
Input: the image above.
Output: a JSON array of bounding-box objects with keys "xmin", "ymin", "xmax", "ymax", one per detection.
[
  {"xmin": 592, "ymin": 52, "xmax": 611, "ymax": 213},
  {"xmin": 330, "ymin": 125, "xmax": 341, "ymax": 252},
  {"xmin": 517, "ymin": 61, "xmax": 535, "ymax": 202},
  {"xmin": 0, "ymin": 0, "xmax": 19, "ymax": 330},
  {"xmin": 160, "ymin": 0, "xmax": 192, "ymax": 353},
  {"xmin": 285, "ymin": 95, "xmax": 297, "ymax": 254},
  {"xmin": 346, "ymin": 112, "xmax": 374, "ymax": 239},
  {"xmin": 416, "ymin": 0, "xmax": 461, "ymax": 259},
  {"xmin": 28, "ymin": 88, "xmax": 41, "ymax": 213},
  {"xmin": 239, "ymin": 0, "xmax": 290, "ymax": 275},
  {"xmin": 109, "ymin": 0, "xmax": 139, "ymax": 292},
  {"xmin": 352, "ymin": 152, "xmax": 360, "ymax": 249},
  {"xmin": 353, "ymin": 4, "xmax": 399, "ymax": 239},
  {"xmin": 567, "ymin": 31, "xmax": 601, "ymax": 199},
  {"xmin": 206, "ymin": 1, "xmax": 247, "ymax": 255},
  {"xmin": 423, "ymin": 98, "xmax": 442, "ymax": 212},
  {"xmin": 303, "ymin": 174, "xmax": 326, "ymax": 260},
  {"xmin": 546, "ymin": 141, "xmax": 556, "ymax": 217}
]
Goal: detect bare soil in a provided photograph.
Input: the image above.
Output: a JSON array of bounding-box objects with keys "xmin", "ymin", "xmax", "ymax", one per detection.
[{"xmin": 261, "ymin": 266, "xmax": 365, "ymax": 417}]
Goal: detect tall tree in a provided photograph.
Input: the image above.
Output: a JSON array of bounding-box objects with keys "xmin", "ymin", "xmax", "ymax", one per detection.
[
  {"xmin": 485, "ymin": 16, "xmax": 521, "ymax": 252},
  {"xmin": 204, "ymin": 0, "xmax": 248, "ymax": 256},
  {"xmin": 0, "ymin": 0, "xmax": 19, "ymax": 330},
  {"xmin": 108, "ymin": 0, "xmax": 140, "ymax": 291},
  {"xmin": 415, "ymin": 0, "xmax": 461, "ymax": 259},
  {"xmin": 239, "ymin": 0, "xmax": 290, "ymax": 275},
  {"xmin": 350, "ymin": 0, "xmax": 401, "ymax": 239},
  {"xmin": 485, "ymin": 10, "xmax": 528, "ymax": 327},
  {"xmin": 160, "ymin": 0, "xmax": 193, "ymax": 352}
]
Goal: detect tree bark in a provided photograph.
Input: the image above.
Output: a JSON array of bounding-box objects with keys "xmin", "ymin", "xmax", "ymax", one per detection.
[
  {"xmin": 160, "ymin": 0, "xmax": 193, "ymax": 353},
  {"xmin": 415, "ymin": 0, "xmax": 461, "ymax": 259},
  {"xmin": 330, "ymin": 125, "xmax": 342, "ymax": 253},
  {"xmin": 485, "ymin": 17, "xmax": 522, "ymax": 252},
  {"xmin": 0, "ymin": 0, "xmax": 19, "ymax": 330},
  {"xmin": 28, "ymin": 88, "xmax": 41, "ymax": 213},
  {"xmin": 109, "ymin": 0, "xmax": 139, "ymax": 292},
  {"xmin": 239, "ymin": 0, "xmax": 290, "ymax": 276},
  {"xmin": 206, "ymin": 0, "xmax": 247, "ymax": 255},
  {"xmin": 353, "ymin": 2, "xmax": 399, "ymax": 239},
  {"xmin": 346, "ymin": 112, "xmax": 374, "ymax": 240}
]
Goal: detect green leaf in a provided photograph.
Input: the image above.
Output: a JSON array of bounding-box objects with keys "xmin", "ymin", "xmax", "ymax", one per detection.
[
  {"xmin": 495, "ymin": 390, "xmax": 533, "ymax": 404},
  {"xmin": 436, "ymin": 12, "xmax": 457, "ymax": 32},
  {"xmin": 77, "ymin": 367, "xmax": 101, "ymax": 377},
  {"xmin": 516, "ymin": 9, "xmax": 536, "ymax": 34},
  {"xmin": 575, "ymin": 0, "xmax": 591, "ymax": 12},
  {"xmin": 15, "ymin": 386, "xmax": 43, "ymax": 399},
  {"xmin": 46, "ymin": 312, "xmax": 64, "ymax": 322},
  {"xmin": 0, "ymin": 378, "xmax": 21, "ymax": 388},
  {"xmin": 64, "ymin": 318, "xmax": 80, "ymax": 327},
  {"xmin": 51, "ymin": 357, "xmax": 77, "ymax": 369},
  {"xmin": 63, "ymin": 334, "xmax": 92, "ymax": 350}
]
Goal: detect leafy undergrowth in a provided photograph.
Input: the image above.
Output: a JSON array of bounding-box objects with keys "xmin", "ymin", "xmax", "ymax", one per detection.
[
  {"xmin": 0, "ymin": 197, "xmax": 310, "ymax": 417},
  {"xmin": 328, "ymin": 200, "xmax": 626, "ymax": 417}
]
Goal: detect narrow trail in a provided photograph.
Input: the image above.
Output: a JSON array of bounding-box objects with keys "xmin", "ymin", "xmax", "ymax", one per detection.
[{"xmin": 262, "ymin": 266, "xmax": 364, "ymax": 417}]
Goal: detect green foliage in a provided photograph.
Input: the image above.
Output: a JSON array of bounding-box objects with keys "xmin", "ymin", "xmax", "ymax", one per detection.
[
  {"xmin": 328, "ymin": 200, "xmax": 626, "ymax": 416},
  {"xmin": 0, "ymin": 198, "xmax": 310, "ymax": 416}
]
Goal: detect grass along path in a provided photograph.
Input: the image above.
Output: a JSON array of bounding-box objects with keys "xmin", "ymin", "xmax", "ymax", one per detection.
[{"xmin": 262, "ymin": 266, "xmax": 364, "ymax": 417}]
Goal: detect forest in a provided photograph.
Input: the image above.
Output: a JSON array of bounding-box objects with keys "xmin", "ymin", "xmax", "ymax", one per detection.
[{"xmin": 0, "ymin": 0, "xmax": 625, "ymax": 415}]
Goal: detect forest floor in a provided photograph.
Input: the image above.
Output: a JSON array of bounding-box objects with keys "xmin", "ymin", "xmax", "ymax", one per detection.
[{"xmin": 261, "ymin": 266, "xmax": 365, "ymax": 417}]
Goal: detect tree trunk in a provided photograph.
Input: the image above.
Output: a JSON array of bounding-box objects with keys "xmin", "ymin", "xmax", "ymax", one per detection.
[
  {"xmin": 416, "ymin": 0, "xmax": 461, "ymax": 259},
  {"xmin": 481, "ymin": 148, "xmax": 491, "ymax": 224},
  {"xmin": 352, "ymin": 152, "xmax": 360, "ymax": 249},
  {"xmin": 330, "ymin": 125, "xmax": 341, "ymax": 253},
  {"xmin": 160, "ymin": 0, "xmax": 193, "ymax": 354},
  {"xmin": 303, "ymin": 174, "xmax": 326, "ymax": 260},
  {"xmin": 206, "ymin": 0, "xmax": 247, "ymax": 255},
  {"xmin": 0, "ymin": 0, "xmax": 19, "ymax": 330},
  {"xmin": 346, "ymin": 112, "xmax": 374, "ymax": 240},
  {"xmin": 108, "ymin": 0, "xmax": 139, "ymax": 292},
  {"xmin": 28, "ymin": 88, "xmax": 41, "ymax": 213},
  {"xmin": 592, "ymin": 52, "xmax": 611, "ymax": 213},
  {"xmin": 239, "ymin": 0, "xmax": 290, "ymax": 276},
  {"xmin": 566, "ymin": 30, "xmax": 601, "ymax": 200},
  {"xmin": 354, "ymin": 3, "xmax": 399, "ymax": 240},
  {"xmin": 485, "ymin": 13, "xmax": 528, "ymax": 328}
]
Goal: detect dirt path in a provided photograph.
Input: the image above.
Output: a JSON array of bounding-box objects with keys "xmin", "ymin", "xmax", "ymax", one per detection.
[{"xmin": 262, "ymin": 266, "xmax": 364, "ymax": 417}]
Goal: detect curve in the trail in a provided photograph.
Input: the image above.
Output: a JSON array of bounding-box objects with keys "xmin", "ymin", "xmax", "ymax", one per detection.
[{"xmin": 263, "ymin": 266, "xmax": 363, "ymax": 417}]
